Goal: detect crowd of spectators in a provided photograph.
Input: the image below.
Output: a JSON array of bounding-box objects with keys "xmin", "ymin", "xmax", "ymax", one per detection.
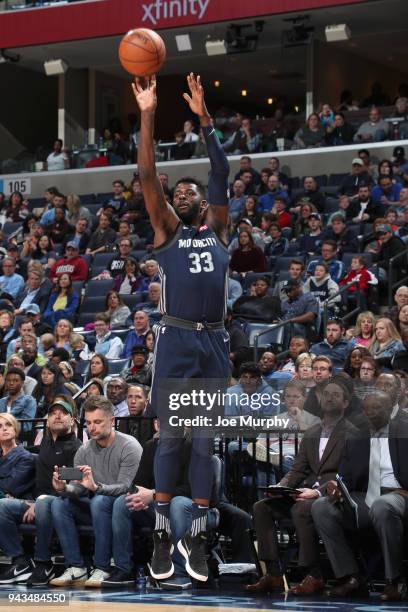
[{"xmin": 0, "ymin": 142, "xmax": 407, "ymax": 598}]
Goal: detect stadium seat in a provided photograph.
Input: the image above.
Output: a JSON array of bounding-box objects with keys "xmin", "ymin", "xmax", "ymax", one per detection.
[
  {"xmin": 95, "ymin": 192, "xmax": 112, "ymax": 202},
  {"xmin": 303, "ymin": 174, "xmax": 328, "ymax": 187},
  {"xmin": 81, "ymin": 296, "xmax": 107, "ymax": 313},
  {"xmin": 79, "ymin": 193, "xmax": 96, "ymax": 205},
  {"xmin": 108, "ymin": 358, "xmax": 130, "ymax": 375},
  {"xmin": 2, "ymin": 221, "xmax": 22, "ymax": 235},
  {"xmin": 247, "ymin": 322, "xmax": 285, "ymax": 348},
  {"xmin": 122, "ymin": 293, "xmax": 144, "ymax": 310},
  {"xmin": 84, "ymin": 279, "xmax": 115, "ymax": 296},
  {"xmin": 93, "ymin": 252, "xmax": 115, "ymax": 267},
  {"xmin": 76, "ymin": 312, "xmax": 95, "ymax": 327},
  {"xmin": 89, "ymin": 265, "xmax": 107, "ymax": 278},
  {"xmin": 132, "ymin": 250, "xmax": 149, "ymax": 261},
  {"xmin": 328, "ymin": 172, "xmax": 348, "ymax": 186},
  {"xmin": 72, "ymin": 280, "xmax": 85, "ymax": 295},
  {"xmin": 322, "ymin": 198, "xmax": 340, "ymax": 214},
  {"xmin": 75, "ymin": 360, "xmax": 90, "ymax": 380}
]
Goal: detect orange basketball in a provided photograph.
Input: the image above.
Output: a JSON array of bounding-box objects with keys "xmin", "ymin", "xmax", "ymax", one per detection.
[{"xmin": 118, "ymin": 28, "xmax": 166, "ymax": 77}]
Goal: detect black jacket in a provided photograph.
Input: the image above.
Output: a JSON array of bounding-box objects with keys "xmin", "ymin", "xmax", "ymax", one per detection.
[
  {"xmin": 16, "ymin": 279, "xmax": 53, "ymax": 313},
  {"xmin": 322, "ymin": 227, "xmax": 359, "ymax": 254},
  {"xmin": 294, "ymin": 189, "xmax": 326, "ymax": 213},
  {"xmin": 338, "ymin": 172, "xmax": 373, "ymax": 197},
  {"xmin": 375, "ymin": 235, "xmax": 407, "ymax": 280},
  {"xmin": 345, "ymin": 198, "xmax": 386, "ymax": 223},
  {"xmin": 34, "ymin": 430, "xmax": 82, "ymax": 498},
  {"xmin": 233, "ymin": 295, "xmax": 281, "ymax": 322},
  {"xmin": 62, "ymin": 233, "xmax": 90, "ymax": 254}
]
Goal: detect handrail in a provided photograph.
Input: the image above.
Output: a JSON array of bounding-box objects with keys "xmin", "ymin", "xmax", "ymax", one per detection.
[
  {"xmin": 253, "ymin": 320, "xmax": 293, "ymax": 361},
  {"xmin": 322, "ymin": 280, "xmax": 360, "ymax": 330},
  {"xmin": 388, "ymin": 248, "xmax": 408, "ymax": 308}
]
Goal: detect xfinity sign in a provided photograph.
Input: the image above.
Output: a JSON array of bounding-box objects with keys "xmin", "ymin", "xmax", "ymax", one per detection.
[{"xmin": 142, "ymin": 0, "xmax": 210, "ymax": 25}]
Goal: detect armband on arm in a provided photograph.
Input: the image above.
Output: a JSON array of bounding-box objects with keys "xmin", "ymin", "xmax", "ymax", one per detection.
[{"xmin": 202, "ymin": 125, "xmax": 229, "ymax": 207}]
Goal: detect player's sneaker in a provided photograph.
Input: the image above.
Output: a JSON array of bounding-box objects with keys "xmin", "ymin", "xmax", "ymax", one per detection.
[
  {"xmin": 0, "ymin": 558, "xmax": 32, "ymax": 584},
  {"xmin": 149, "ymin": 529, "xmax": 174, "ymax": 580},
  {"xmin": 49, "ymin": 566, "xmax": 87, "ymax": 587},
  {"xmin": 177, "ymin": 532, "xmax": 208, "ymax": 582},
  {"xmin": 27, "ymin": 561, "xmax": 55, "ymax": 586},
  {"xmin": 102, "ymin": 568, "xmax": 135, "ymax": 588}
]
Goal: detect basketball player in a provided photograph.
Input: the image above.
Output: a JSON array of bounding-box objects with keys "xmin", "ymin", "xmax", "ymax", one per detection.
[{"xmin": 132, "ymin": 73, "xmax": 230, "ymax": 582}]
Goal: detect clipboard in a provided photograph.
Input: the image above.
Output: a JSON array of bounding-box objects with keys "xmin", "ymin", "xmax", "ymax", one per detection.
[{"xmin": 258, "ymin": 485, "xmax": 302, "ymax": 496}]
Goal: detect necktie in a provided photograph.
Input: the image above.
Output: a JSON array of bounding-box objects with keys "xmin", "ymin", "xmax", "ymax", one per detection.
[{"xmin": 365, "ymin": 435, "xmax": 381, "ymax": 508}]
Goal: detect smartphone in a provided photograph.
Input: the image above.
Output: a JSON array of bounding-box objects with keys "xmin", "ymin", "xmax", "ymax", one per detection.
[
  {"xmin": 58, "ymin": 467, "xmax": 83, "ymax": 481},
  {"xmin": 128, "ymin": 484, "xmax": 139, "ymax": 494}
]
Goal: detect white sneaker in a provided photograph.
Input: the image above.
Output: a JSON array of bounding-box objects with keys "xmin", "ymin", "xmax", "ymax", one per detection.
[
  {"xmin": 84, "ymin": 568, "xmax": 110, "ymax": 588},
  {"xmin": 49, "ymin": 566, "xmax": 88, "ymax": 587}
]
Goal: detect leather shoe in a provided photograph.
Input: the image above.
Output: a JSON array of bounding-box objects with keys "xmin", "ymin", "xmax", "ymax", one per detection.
[
  {"xmin": 326, "ymin": 576, "xmax": 369, "ymax": 598},
  {"xmin": 380, "ymin": 582, "xmax": 407, "ymax": 601},
  {"xmin": 290, "ymin": 575, "xmax": 325, "ymax": 595},
  {"xmin": 245, "ymin": 574, "xmax": 285, "ymax": 594}
]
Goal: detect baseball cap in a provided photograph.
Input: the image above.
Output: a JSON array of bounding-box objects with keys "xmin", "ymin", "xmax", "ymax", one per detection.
[
  {"xmin": 284, "ymin": 279, "xmax": 301, "ymax": 292},
  {"xmin": 66, "ymin": 241, "xmax": 79, "ymax": 250},
  {"xmin": 309, "ymin": 213, "xmax": 321, "ymax": 221},
  {"xmin": 376, "ymin": 224, "xmax": 392, "ymax": 234},
  {"xmin": 48, "ymin": 399, "xmax": 74, "ymax": 416},
  {"xmin": 25, "ymin": 304, "xmax": 40, "ymax": 315},
  {"xmin": 352, "ymin": 158, "xmax": 364, "ymax": 166},
  {"xmin": 131, "ymin": 345, "xmax": 149, "ymax": 356}
]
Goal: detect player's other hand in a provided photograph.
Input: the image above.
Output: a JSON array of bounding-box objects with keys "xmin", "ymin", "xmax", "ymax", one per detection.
[
  {"xmin": 183, "ymin": 73, "xmax": 209, "ymax": 118},
  {"xmin": 132, "ymin": 76, "xmax": 157, "ymax": 113}
]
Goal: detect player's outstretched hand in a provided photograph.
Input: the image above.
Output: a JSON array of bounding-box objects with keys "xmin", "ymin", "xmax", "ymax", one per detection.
[
  {"xmin": 132, "ymin": 76, "xmax": 157, "ymax": 113},
  {"xmin": 183, "ymin": 72, "xmax": 209, "ymax": 119}
]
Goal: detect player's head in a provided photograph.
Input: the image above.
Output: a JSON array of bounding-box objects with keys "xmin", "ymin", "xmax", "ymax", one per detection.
[{"xmin": 173, "ymin": 177, "xmax": 206, "ymax": 224}]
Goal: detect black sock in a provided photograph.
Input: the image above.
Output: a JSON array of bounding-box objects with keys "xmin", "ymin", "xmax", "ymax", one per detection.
[{"xmin": 265, "ymin": 560, "xmax": 281, "ymax": 577}]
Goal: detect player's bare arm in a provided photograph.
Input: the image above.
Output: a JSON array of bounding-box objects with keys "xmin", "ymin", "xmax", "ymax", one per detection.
[
  {"xmin": 183, "ymin": 73, "xmax": 230, "ymax": 241},
  {"xmin": 132, "ymin": 76, "xmax": 179, "ymax": 247}
]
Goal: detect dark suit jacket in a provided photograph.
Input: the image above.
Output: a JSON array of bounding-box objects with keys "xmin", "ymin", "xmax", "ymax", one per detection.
[
  {"xmin": 280, "ymin": 417, "xmax": 357, "ymax": 490},
  {"xmin": 16, "ymin": 279, "xmax": 53, "ymax": 312},
  {"xmin": 339, "ymin": 413, "xmax": 408, "ymax": 493}
]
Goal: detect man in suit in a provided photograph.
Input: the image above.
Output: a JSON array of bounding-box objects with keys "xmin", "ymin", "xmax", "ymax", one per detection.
[
  {"xmin": 246, "ymin": 379, "xmax": 356, "ymax": 595},
  {"xmin": 312, "ymin": 391, "xmax": 408, "ymax": 601}
]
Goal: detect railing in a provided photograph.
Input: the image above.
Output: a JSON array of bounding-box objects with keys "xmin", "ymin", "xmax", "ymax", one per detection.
[
  {"xmin": 322, "ymin": 280, "xmax": 361, "ymax": 330},
  {"xmin": 388, "ymin": 247, "xmax": 408, "ymax": 308},
  {"xmin": 252, "ymin": 320, "xmax": 293, "ymax": 361}
]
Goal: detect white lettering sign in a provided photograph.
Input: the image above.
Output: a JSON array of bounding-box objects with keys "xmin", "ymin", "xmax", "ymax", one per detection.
[{"xmin": 142, "ymin": 0, "xmax": 210, "ymax": 25}]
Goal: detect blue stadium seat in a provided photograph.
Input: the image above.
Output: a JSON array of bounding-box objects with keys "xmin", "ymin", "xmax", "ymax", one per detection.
[
  {"xmin": 72, "ymin": 280, "xmax": 85, "ymax": 294},
  {"xmin": 122, "ymin": 293, "xmax": 144, "ymax": 310},
  {"xmin": 89, "ymin": 265, "xmax": 107, "ymax": 278},
  {"xmin": 132, "ymin": 250, "xmax": 149, "ymax": 261},
  {"xmin": 322, "ymin": 198, "xmax": 340, "ymax": 214},
  {"xmin": 76, "ymin": 312, "xmax": 95, "ymax": 326},
  {"xmin": 108, "ymin": 358, "xmax": 130, "ymax": 375},
  {"xmin": 75, "ymin": 360, "xmax": 90, "ymax": 379},
  {"xmin": 328, "ymin": 172, "xmax": 348, "ymax": 186},
  {"xmin": 86, "ymin": 203, "xmax": 102, "ymax": 216},
  {"xmin": 112, "ymin": 329, "xmax": 131, "ymax": 342},
  {"xmin": 81, "ymin": 296, "xmax": 107, "ymax": 313},
  {"xmin": 247, "ymin": 322, "xmax": 285, "ymax": 347},
  {"xmin": 84, "ymin": 279, "xmax": 115, "ymax": 296},
  {"xmin": 95, "ymin": 192, "xmax": 112, "ymax": 202},
  {"xmin": 79, "ymin": 193, "xmax": 95, "ymax": 205},
  {"xmin": 93, "ymin": 252, "xmax": 115, "ymax": 267},
  {"xmin": 2, "ymin": 221, "xmax": 22, "ymax": 235}
]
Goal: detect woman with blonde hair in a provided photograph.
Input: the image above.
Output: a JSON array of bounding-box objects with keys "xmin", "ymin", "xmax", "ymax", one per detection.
[
  {"xmin": 294, "ymin": 352, "xmax": 316, "ymax": 389},
  {"xmin": 347, "ymin": 311, "xmax": 376, "ymax": 347},
  {"xmin": 0, "ymin": 413, "xmax": 35, "ymax": 498},
  {"xmin": 66, "ymin": 194, "xmax": 92, "ymax": 227},
  {"xmin": 369, "ymin": 317, "xmax": 404, "ymax": 367},
  {"xmin": 54, "ymin": 319, "xmax": 75, "ymax": 352}
]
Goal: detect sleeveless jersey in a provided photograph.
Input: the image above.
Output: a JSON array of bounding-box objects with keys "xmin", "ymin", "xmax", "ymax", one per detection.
[
  {"xmin": 309, "ymin": 277, "xmax": 330, "ymax": 304},
  {"xmin": 154, "ymin": 223, "xmax": 229, "ymax": 322}
]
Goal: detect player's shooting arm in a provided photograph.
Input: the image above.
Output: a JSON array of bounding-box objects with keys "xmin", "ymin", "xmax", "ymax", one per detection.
[{"xmin": 132, "ymin": 76, "xmax": 179, "ymax": 245}]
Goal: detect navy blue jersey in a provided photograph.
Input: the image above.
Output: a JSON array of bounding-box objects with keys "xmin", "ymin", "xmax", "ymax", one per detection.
[{"xmin": 154, "ymin": 223, "xmax": 229, "ymax": 322}]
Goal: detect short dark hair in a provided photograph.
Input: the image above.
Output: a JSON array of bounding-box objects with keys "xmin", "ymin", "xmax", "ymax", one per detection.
[
  {"xmin": 327, "ymin": 317, "xmax": 344, "ymax": 330},
  {"xmin": 52, "ymin": 348, "xmax": 70, "ymax": 362},
  {"xmin": 269, "ymin": 223, "xmax": 282, "ymax": 233},
  {"xmin": 239, "ymin": 362, "xmax": 262, "ymax": 378},
  {"xmin": 95, "ymin": 312, "xmax": 110, "ymax": 324},
  {"xmin": 112, "ymin": 179, "xmax": 125, "ymax": 187},
  {"xmin": 175, "ymin": 177, "xmax": 206, "ymax": 200},
  {"xmin": 6, "ymin": 367, "xmax": 25, "ymax": 382},
  {"xmin": 255, "ymin": 275, "xmax": 270, "ymax": 286},
  {"xmin": 290, "ymin": 258, "xmax": 305, "ymax": 269},
  {"xmin": 83, "ymin": 395, "xmax": 114, "ymax": 416},
  {"xmin": 321, "ymin": 240, "xmax": 337, "ymax": 250}
]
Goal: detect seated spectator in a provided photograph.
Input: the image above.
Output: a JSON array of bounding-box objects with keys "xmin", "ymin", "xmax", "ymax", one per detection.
[
  {"xmin": 338, "ymin": 158, "xmax": 373, "ymax": 197},
  {"xmin": 258, "ymin": 351, "xmax": 278, "ymax": 382},
  {"xmin": 46, "ymin": 206, "xmax": 72, "ymax": 248},
  {"xmin": 247, "ymin": 377, "xmax": 355, "ymax": 596},
  {"xmin": 0, "ymin": 397, "xmax": 81, "ymax": 586},
  {"xmin": 341, "ymin": 184, "xmax": 385, "ymax": 223},
  {"xmin": 122, "ymin": 311, "xmax": 150, "ymax": 358},
  {"xmin": 182, "ymin": 119, "xmax": 198, "ymax": 143},
  {"xmin": 264, "ymin": 223, "xmax": 288, "ymax": 258},
  {"xmin": 346, "ymin": 310, "xmax": 376, "ymax": 347},
  {"xmin": 291, "ymin": 176, "xmax": 326, "ymax": 214},
  {"xmin": 319, "ymin": 103, "xmax": 335, "ymax": 128},
  {"xmin": 268, "ymin": 157, "xmax": 290, "ymax": 191},
  {"xmin": 322, "ymin": 214, "xmax": 359, "ymax": 254},
  {"xmin": 325, "ymin": 112, "xmax": 355, "ymax": 146},
  {"xmin": 353, "ymin": 106, "xmax": 389, "ymax": 142},
  {"xmin": 135, "ymin": 282, "xmax": 161, "ymax": 318},
  {"xmin": 396, "ymin": 303, "xmax": 408, "ymax": 336},
  {"xmin": 384, "ymin": 208, "xmax": 399, "ymax": 232},
  {"xmin": 311, "ymin": 319, "xmax": 351, "ymax": 370},
  {"xmin": 7, "ymin": 354, "xmax": 37, "ymax": 395},
  {"xmin": 123, "ymin": 346, "xmax": 151, "ymax": 387},
  {"xmin": 116, "ymin": 220, "xmax": 141, "ymax": 249},
  {"xmin": 237, "ymin": 195, "xmax": 262, "ymax": 229},
  {"xmin": 61, "ymin": 218, "xmax": 90, "ymax": 254},
  {"xmin": 307, "ymin": 240, "xmax": 344, "ymax": 284},
  {"xmin": 7, "ymin": 318, "xmax": 38, "ymax": 361},
  {"xmin": 223, "ymin": 117, "xmax": 261, "ymax": 154},
  {"xmin": 230, "ymin": 231, "xmax": 267, "ymax": 275},
  {"xmin": 43, "ymin": 274, "xmax": 80, "ymax": 327},
  {"xmin": 105, "ymin": 291, "xmax": 131, "ymax": 329},
  {"xmin": 30, "ymin": 235, "xmax": 57, "ymax": 270},
  {"xmin": 44, "ymin": 138, "xmax": 69, "ymax": 171},
  {"xmin": 66, "ymin": 194, "xmax": 92, "ymax": 227},
  {"xmin": 14, "ymin": 268, "xmax": 52, "ymax": 317},
  {"xmin": 0, "ymin": 309, "xmax": 16, "ymax": 362},
  {"xmin": 384, "ymin": 285, "xmax": 408, "ymax": 325},
  {"xmin": 101, "ymin": 180, "xmax": 127, "ymax": 216},
  {"xmin": 343, "ymin": 346, "xmax": 371, "ymax": 379},
  {"xmin": 33, "ymin": 363, "xmax": 70, "ymax": 418},
  {"xmin": 273, "ymin": 259, "xmax": 306, "ymax": 303},
  {"xmin": 270, "ymin": 196, "xmax": 292, "ymax": 230},
  {"xmin": 48, "ymin": 242, "xmax": 89, "ymax": 282},
  {"xmin": 139, "ymin": 259, "xmax": 160, "ymax": 292},
  {"xmin": 224, "ymin": 309, "xmax": 249, "ymax": 376},
  {"xmin": 19, "ymin": 333, "xmax": 46, "ymax": 378},
  {"xmin": 239, "ymin": 170, "xmax": 257, "ymax": 196},
  {"xmin": 229, "ymin": 179, "xmax": 246, "ymax": 222},
  {"xmin": 297, "ymin": 212, "xmax": 323, "ymax": 255},
  {"xmin": 234, "ymin": 155, "xmax": 261, "ymax": 186},
  {"xmin": 0, "ymin": 257, "xmax": 24, "ymax": 300},
  {"xmin": 294, "ymin": 112, "xmax": 326, "ymax": 148},
  {"xmin": 86, "ymin": 354, "xmax": 109, "ymax": 383},
  {"xmin": 0, "ymin": 412, "xmax": 35, "ymax": 497},
  {"xmin": 292, "ymin": 201, "xmax": 317, "ymax": 239},
  {"xmin": 374, "ymin": 224, "xmax": 407, "ymax": 282},
  {"xmin": 353, "ymin": 355, "xmax": 379, "ymax": 399},
  {"xmin": 229, "ymin": 219, "xmax": 265, "ymax": 253},
  {"xmin": 255, "ymin": 167, "xmax": 272, "ymax": 196},
  {"xmin": 144, "ymin": 330, "xmax": 156, "ymax": 365},
  {"xmin": 294, "ymin": 352, "xmax": 316, "ymax": 388},
  {"xmin": 93, "ymin": 313, "xmax": 123, "ymax": 359},
  {"xmin": 302, "ymin": 263, "xmax": 341, "ymax": 313},
  {"xmin": 281, "ymin": 279, "xmax": 319, "ymax": 338},
  {"xmin": 127, "ymin": 384, "xmax": 148, "ymax": 417},
  {"xmin": 113, "ymin": 257, "xmax": 142, "ymax": 295},
  {"xmin": 224, "ymin": 362, "xmax": 278, "ymax": 417},
  {"xmin": 340, "ymin": 255, "xmax": 376, "ymax": 310},
  {"xmin": 5, "ymin": 191, "xmax": 29, "ymax": 222},
  {"xmin": 40, "ymin": 191, "xmax": 66, "ymax": 227},
  {"xmin": 369, "ymin": 317, "xmax": 404, "ymax": 367},
  {"xmin": 302, "ymin": 356, "xmax": 333, "ymax": 417},
  {"xmin": 105, "ymin": 377, "xmax": 130, "ymax": 417},
  {"xmin": 49, "ymin": 396, "xmax": 142, "ymax": 588},
  {"xmin": 278, "ymin": 336, "xmax": 310, "ymax": 374},
  {"xmin": 0, "ymin": 368, "xmax": 37, "ymax": 423},
  {"xmin": 191, "ymin": 129, "xmax": 208, "ymax": 158},
  {"xmin": 257, "ymin": 176, "xmax": 289, "ymax": 213},
  {"xmin": 233, "ymin": 276, "xmax": 280, "ymax": 323},
  {"xmin": 106, "ymin": 239, "xmax": 132, "ymax": 278},
  {"xmin": 58, "ymin": 361, "xmax": 81, "ymax": 395},
  {"xmin": 172, "ymin": 131, "xmax": 192, "ymax": 160},
  {"xmin": 86, "ymin": 213, "xmax": 117, "ymax": 256},
  {"xmin": 53, "ymin": 319, "xmax": 74, "ymax": 352},
  {"xmin": 372, "ymin": 174, "xmax": 403, "ymax": 206}
]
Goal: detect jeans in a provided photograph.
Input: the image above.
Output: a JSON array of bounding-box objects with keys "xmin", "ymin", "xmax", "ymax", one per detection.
[
  {"xmin": 0, "ymin": 495, "xmax": 55, "ymax": 561},
  {"xmin": 170, "ymin": 496, "xmax": 218, "ymax": 576},
  {"xmin": 51, "ymin": 495, "xmax": 116, "ymax": 570},
  {"xmin": 111, "ymin": 495, "xmax": 155, "ymax": 573}
]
